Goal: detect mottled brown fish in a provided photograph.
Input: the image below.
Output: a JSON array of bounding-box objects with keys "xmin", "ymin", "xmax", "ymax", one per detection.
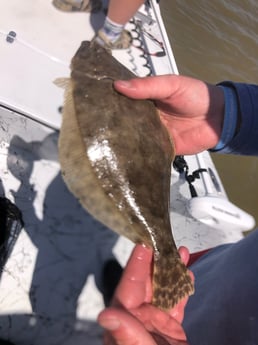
[{"xmin": 58, "ymin": 40, "xmax": 194, "ymax": 310}]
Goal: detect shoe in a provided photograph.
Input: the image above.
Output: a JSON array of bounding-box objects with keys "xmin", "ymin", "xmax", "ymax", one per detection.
[
  {"xmin": 52, "ymin": 0, "xmax": 102, "ymax": 13},
  {"xmin": 94, "ymin": 29, "xmax": 133, "ymax": 50}
]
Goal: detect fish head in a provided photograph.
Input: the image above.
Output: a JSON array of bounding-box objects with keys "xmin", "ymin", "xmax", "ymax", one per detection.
[{"xmin": 71, "ymin": 40, "xmax": 134, "ymax": 81}]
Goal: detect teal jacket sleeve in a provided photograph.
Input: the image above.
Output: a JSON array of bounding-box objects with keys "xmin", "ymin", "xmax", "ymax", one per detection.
[{"xmin": 211, "ymin": 81, "xmax": 258, "ymax": 156}]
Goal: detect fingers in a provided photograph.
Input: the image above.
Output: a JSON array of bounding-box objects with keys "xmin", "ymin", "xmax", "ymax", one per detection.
[
  {"xmin": 169, "ymin": 294, "xmax": 189, "ymax": 323},
  {"xmin": 114, "ymin": 75, "xmax": 208, "ymax": 105},
  {"xmin": 98, "ymin": 306, "xmax": 188, "ymax": 345},
  {"xmin": 178, "ymin": 246, "xmax": 195, "ymax": 283},
  {"xmin": 170, "ymin": 247, "xmax": 194, "ymax": 322},
  {"xmin": 114, "ymin": 244, "xmax": 153, "ymax": 309},
  {"xmin": 114, "ymin": 75, "xmax": 181, "ymax": 100},
  {"xmin": 178, "ymin": 246, "xmax": 190, "ymax": 266},
  {"xmin": 98, "ymin": 244, "xmax": 192, "ymax": 345},
  {"xmin": 130, "ymin": 304, "xmax": 187, "ymax": 341},
  {"xmin": 98, "ymin": 308, "xmax": 157, "ymax": 345},
  {"xmin": 114, "ymin": 244, "xmax": 193, "ymax": 311},
  {"xmin": 151, "ymin": 333, "xmax": 189, "ymax": 345}
]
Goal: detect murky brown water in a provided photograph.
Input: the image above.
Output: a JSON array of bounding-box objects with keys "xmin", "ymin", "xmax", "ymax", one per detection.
[{"xmin": 160, "ymin": 0, "xmax": 258, "ymax": 225}]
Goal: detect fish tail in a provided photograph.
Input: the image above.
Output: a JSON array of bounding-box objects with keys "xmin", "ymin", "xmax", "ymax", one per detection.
[{"xmin": 152, "ymin": 254, "xmax": 194, "ymax": 311}]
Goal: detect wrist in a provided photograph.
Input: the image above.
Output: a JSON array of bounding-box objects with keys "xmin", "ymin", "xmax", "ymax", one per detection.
[
  {"xmin": 209, "ymin": 85, "xmax": 239, "ymax": 151},
  {"xmin": 206, "ymin": 84, "xmax": 225, "ymax": 149}
]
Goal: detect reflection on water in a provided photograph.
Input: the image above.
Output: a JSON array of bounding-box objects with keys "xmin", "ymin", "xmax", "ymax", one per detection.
[{"xmin": 161, "ymin": 0, "xmax": 258, "ymax": 224}]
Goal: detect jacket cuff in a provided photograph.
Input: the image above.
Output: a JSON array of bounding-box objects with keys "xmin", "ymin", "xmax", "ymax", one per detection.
[
  {"xmin": 210, "ymin": 85, "xmax": 238, "ymax": 152},
  {"xmin": 211, "ymin": 81, "xmax": 258, "ymax": 156}
]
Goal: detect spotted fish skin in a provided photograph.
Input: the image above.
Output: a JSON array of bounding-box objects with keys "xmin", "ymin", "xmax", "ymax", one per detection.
[{"xmin": 58, "ymin": 40, "xmax": 194, "ymax": 310}]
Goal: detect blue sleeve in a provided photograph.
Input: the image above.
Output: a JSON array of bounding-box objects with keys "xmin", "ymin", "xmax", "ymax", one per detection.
[{"xmin": 211, "ymin": 81, "xmax": 258, "ymax": 156}]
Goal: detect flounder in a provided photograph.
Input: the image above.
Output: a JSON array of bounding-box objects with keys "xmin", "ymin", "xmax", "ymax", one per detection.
[{"xmin": 58, "ymin": 40, "xmax": 194, "ymax": 310}]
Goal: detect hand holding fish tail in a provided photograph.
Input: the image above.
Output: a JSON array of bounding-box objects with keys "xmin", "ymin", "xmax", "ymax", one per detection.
[
  {"xmin": 114, "ymin": 75, "xmax": 224, "ymax": 155},
  {"xmin": 98, "ymin": 244, "xmax": 193, "ymax": 345}
]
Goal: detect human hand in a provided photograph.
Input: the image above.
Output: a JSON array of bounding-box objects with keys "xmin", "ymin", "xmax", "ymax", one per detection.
[
  {"xmin": 97, "ymin": 244, "xmax": 193, "ymax": 345},
  {"xmin": 114, "ymin": 75, "xmax": 225, "ymax": 155}
]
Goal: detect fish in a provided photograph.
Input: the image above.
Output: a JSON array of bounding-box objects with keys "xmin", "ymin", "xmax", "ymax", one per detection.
[{"xmin": 58, "ymin": 40, "xmax": 194, "ymax": 311}]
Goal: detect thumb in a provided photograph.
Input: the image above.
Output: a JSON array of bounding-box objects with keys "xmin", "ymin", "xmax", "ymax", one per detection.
[
  {"xmin": 114, "ymin": 75, "xmax": 181, "ymax": 100},
  {"xmin": 98, "ymin": 308, "xmax": 156, "ymax": 345}
]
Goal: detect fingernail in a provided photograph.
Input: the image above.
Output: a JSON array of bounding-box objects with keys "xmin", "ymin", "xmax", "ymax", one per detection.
[
  {"xmin": 99, "ymin": 318, "xmax": 120, "ymax": 331},
  {"xmin": 115, "ymin": 80, "xmax": 133, "ymax": 89}
]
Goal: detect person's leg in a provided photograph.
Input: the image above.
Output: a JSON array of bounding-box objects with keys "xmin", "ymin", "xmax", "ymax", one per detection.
[
  {"xmin": 183, "ymin": 230, "xmax": 258, "ymax": 345},
  {"xmin": 107, "ymin": 0, "xmax": 144, "ymax": 24},
  {"xmin": 95, "ymin": 0, "xmax": 144, "ymax": 49}
]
